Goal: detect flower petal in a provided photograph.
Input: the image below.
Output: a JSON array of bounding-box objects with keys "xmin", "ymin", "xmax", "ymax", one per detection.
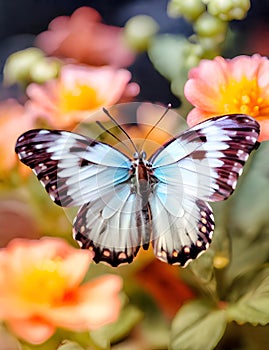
[
  {"xmin": 186, "ymin": 107, "xmax": 214, "ymax": 127},
  {"xmin": 7, "ymin": 317, "xmax": 55, "ymax": 344},
  {"xmin": 26, "ymin": 64, "xmax": 138, "ymax": 128},
  {"xmin": 46, "ymin": 275, "xmax": 122, "ymax": 330},
  {"xmin": 184, "ymin": 54, "xmax": 269, "ymax": 140},
  {"xmin": 257, "ymin": 119, "xmax": 269, "ymax": 141},
  {"xmin": 228, "ymin": 54, "xmax": 264, "ymax": 81},
  {"xmin": 184, "ymin": 79, "xmax": 222, "ymax": 112}
]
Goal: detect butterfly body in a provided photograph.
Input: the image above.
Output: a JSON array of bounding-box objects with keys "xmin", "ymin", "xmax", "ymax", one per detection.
[{"xmin": 15, "ymin": 114, "xmax": 260, "ymax": 267}]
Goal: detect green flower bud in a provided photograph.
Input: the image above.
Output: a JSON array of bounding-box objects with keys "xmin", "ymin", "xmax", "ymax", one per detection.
[
  {"xmin": 188, "ymin": 42, "xmax": 204, "ymax": 57},
  {"xmin": 185, "ymin": 53, "xmax": 201, "ymax": 69},
  {"xmin": 167, "ymin": 0, "xmax": 206, "ymax": 21},
  {"xmin": 124, "ymin": 15, "xmax": 159, "ymax": 52},
  {"xmin": 30, "ymin": 58, "xmax": 61, "ymax": 84},
  {"xmin": 194, "ymin": 12, "xmax": 227, "ymax": 37},
  {"xmin": 3, "ymin": 48, "xmax": 44, "ymax": 86},
  {"xmin": 198, "ymin": 33, "xmax": 226, "ymax": 50},
  {"xmin": 207, "ymin": 0, "xmax": 250, "ymax": 21}
]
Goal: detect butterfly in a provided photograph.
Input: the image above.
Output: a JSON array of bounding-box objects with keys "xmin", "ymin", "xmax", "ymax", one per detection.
[{"xmin": 15, "ymin": 112, "xmax": 260, "ymax": 267}]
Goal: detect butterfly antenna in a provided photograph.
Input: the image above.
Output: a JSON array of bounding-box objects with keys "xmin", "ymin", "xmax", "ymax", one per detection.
[
  {"xmin": 139, "ymin": 104, "xmax": 172, "ymax": 152},
  {"xmin": 102, "ymin": 107, "xmax": 138, "ymax": 153},
  {"xmin": 96, "ymin": 120, "xmax": 133, "ymax": 154}
]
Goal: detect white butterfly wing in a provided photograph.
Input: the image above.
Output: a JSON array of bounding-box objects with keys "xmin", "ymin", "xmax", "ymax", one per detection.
[
  {"xmin": 15, "ymin": 114, "xmax": 260, "ymax": 267},
  {"xmin": 15, "ymin": 129, "xmax": 132, "ymax": 207},
  {"xmin": 149, "ymin": 188, "xmax": 214, "ymax": 266},
  {"xmin": 149, "ymin": 114, "xmax": 260, "ymax": 265},
  {"xmin": 150, "ymin": 114, "xmax": 260, "ymax": 202},
  {"xmin": 16, "ymin": 129, "xmax": 151, "ymax": 266},
  {"xmin": 73, "ymin": 183, "xmax": 151, "ymax": 266}
]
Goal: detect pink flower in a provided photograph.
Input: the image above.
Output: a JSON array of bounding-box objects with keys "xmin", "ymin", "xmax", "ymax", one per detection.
[
  {"xmin": 0, "ymin": 237, "xmax": 122, "ymax": 344},
  {"xmin": 25, "ymin": 64, "xmax": 139, "ymax": 129},
  {"xmin": 0, "ymin": 99, "xmax": 34, "ymax": 173},
  {"xmin": 184, "ymin": 54, "xmax": 269, "ymax": 141},
  {"xmin": 36, "ymin": 6, "xmax": 135, "ymax": 67}
]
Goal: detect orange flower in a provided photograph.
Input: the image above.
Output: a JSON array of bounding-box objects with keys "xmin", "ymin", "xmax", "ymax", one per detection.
[
  {"xmin": 0, "ymin": 237, "xmax": 122, "ymax": 344},
  {"xmin": 0, "ymin": 99, "xmax": 34, "ymax": 173},
  {"xmin": 36, "ymin": 6, "xmax": 135, "ymax": 67},
  {"xmin": 184, "ymin": 54, "xmax": 269, "ymax": 141},
  {"xmin": 25, "ymin": 64, "xmax": 139, "ymax": 129}
]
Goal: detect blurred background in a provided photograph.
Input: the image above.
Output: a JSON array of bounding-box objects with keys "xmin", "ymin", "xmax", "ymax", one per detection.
[
  {"xmin": 1, "ymin": 0, "xmax": 269, "ymax": 105},
  {"xmin": 1, "ymin": 1, "xmax": 269, "ymax": 349}
]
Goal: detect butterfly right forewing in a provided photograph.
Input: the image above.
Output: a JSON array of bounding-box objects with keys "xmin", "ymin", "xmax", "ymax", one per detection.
[
  {"xmin": 149, "ymin": 114, "xmax": 260, "ymax": 266},
  {"xmin": 150, "ymin": 114, "xmax": 260, "ymax": 203}
]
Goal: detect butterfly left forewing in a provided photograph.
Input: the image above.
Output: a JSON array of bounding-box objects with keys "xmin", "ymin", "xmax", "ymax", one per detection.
[{"xmin": 15, "ymin": 129, "xmax": 132, "ymax": 207}]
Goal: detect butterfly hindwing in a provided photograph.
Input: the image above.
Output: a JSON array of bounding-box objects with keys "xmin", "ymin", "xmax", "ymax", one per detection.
[
  {"xmin": 149, "ymin": 187, "xmax": 214, "ymax": 266},
  {"xmin": 73, "ymin": 183, "xmax": 151, "ymax": 266},
  {"xmin": 15, "ymin": 129, "xmax": 132, "ymax": 207}
]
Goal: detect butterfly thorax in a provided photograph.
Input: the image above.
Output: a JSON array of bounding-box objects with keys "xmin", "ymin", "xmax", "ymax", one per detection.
[{"xmin": 130, "ymin": 152, "xmax": 155, "ymax": 205}]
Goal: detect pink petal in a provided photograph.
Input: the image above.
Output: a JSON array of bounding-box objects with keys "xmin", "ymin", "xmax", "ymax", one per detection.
[
  {"xmin": 257, "ymin": 119, "xmax": 269, "ymax": 141},
  {"xmin": 6, "ymin": 238, "xmax": 91, "ymax": 288},
  {"xmin": 186, "ymin": 107, "xmax": 214, "ymax": 127},
  {"xmin": 184, "ymin": 79, "xmax": 222, "ymax": 112},
  {"xmin": 187, "ymin": 57, "xmax": 229, "ymax": 94},
  {"xmin": 60, "ymin": 250, "xmax": 94, "ymax": 289},
  {"xmin": 46, "ymin": 275, "xmax": 122, "ymax": 330},
  {"xmin": 36, "ymin": 16, "xmax": 70, "ymax": 54},
  {"xmin": 228, "ymin": 54, "xmax": 268, "ymax": 82},
  {"xmin": 7, "ymin": 318, "xmax": 55, "ymax": 344},
  {"xmin": 70, "ymin": 6, "xmax": 101, "ymax": 24},
  {"xmin": 26, "ymin": 81, "xmax": 58, "ymax": 109},
  {"xmin": 256, "ymin": 57, "xmax": 269, "ymax": 89}
]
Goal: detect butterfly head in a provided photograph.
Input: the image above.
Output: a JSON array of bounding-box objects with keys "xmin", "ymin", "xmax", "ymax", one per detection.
[{"xmin": 133, "ymin": 151, "xmax": 147, "ymax": 161}]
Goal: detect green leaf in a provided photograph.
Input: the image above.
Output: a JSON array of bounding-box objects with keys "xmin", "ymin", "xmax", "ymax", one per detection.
[
  {"xmin": 170, "ymin": 300, "xmax": 227, "ymax": 350},
  {"xmin": 227, "ymin": 302, "xmax": 269, "ymax": 326},
  {"xmin": 188, "ymin": 248, "xmax": 215, "ymax": 284},
  {"xmin": 227, "ymin": 269, "xmax": 269, "ymax": 326},
  {"xmin": 21, "ymin": 336, "xmax": 60, "ymax": 350},
  {"xmin": 224, "ymin": 232, "xmax": 269, "ymax": 284},
  {"xmin": 148, "ymin": 34, "xmax": 189, "ymax": 82},
  {"xmin": 229, "ymin": 142, "xmax": 269, "ymax": 239},
  {"xmin": 57, "ymin": 341, "xmax": 85, "ymax": 350}
]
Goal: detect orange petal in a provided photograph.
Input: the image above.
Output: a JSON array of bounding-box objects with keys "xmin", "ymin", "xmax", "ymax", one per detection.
[
  {"xmin": 46, "ymin": 275, "xmax": 122, "ymax": 330},
  {"xmin": 60, "ymin": 249, "xmax": 94, "ymax": 289},
  {"xmin": 7, "ymin": 317, "xmax": 55, "ymax": 344},
  {"xmin": 257, "ymin": 119, "xmax": 269, "ymax": 141},
  {"xmin": 5, "ymin": 237, "xmax": 92, "ymax": 293}
]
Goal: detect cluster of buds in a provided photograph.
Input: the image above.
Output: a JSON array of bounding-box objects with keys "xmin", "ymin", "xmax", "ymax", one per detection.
[
  {"xmin": 168, "ymin": 0, "xmax": 250, "ymax": 68},
  {"xmin": 3, "ymin": 48, "xmax": 61, "ymax": 87},
  {"xmin": 123, "ymin": 15, "xmax": 159, "ymax": 52}
]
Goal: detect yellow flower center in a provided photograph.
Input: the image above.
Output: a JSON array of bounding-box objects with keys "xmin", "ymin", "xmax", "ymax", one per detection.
[
  {"xmin": 219, "ymin": 76, "xmax": 263, "ymax": 117},
  {"xmin": 19, "ymin": 258, "xmax": 68, "ymax": 306},
  {"xmin": 59, "ymin": 83, "xmax": 103, "ymax": 113}
]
